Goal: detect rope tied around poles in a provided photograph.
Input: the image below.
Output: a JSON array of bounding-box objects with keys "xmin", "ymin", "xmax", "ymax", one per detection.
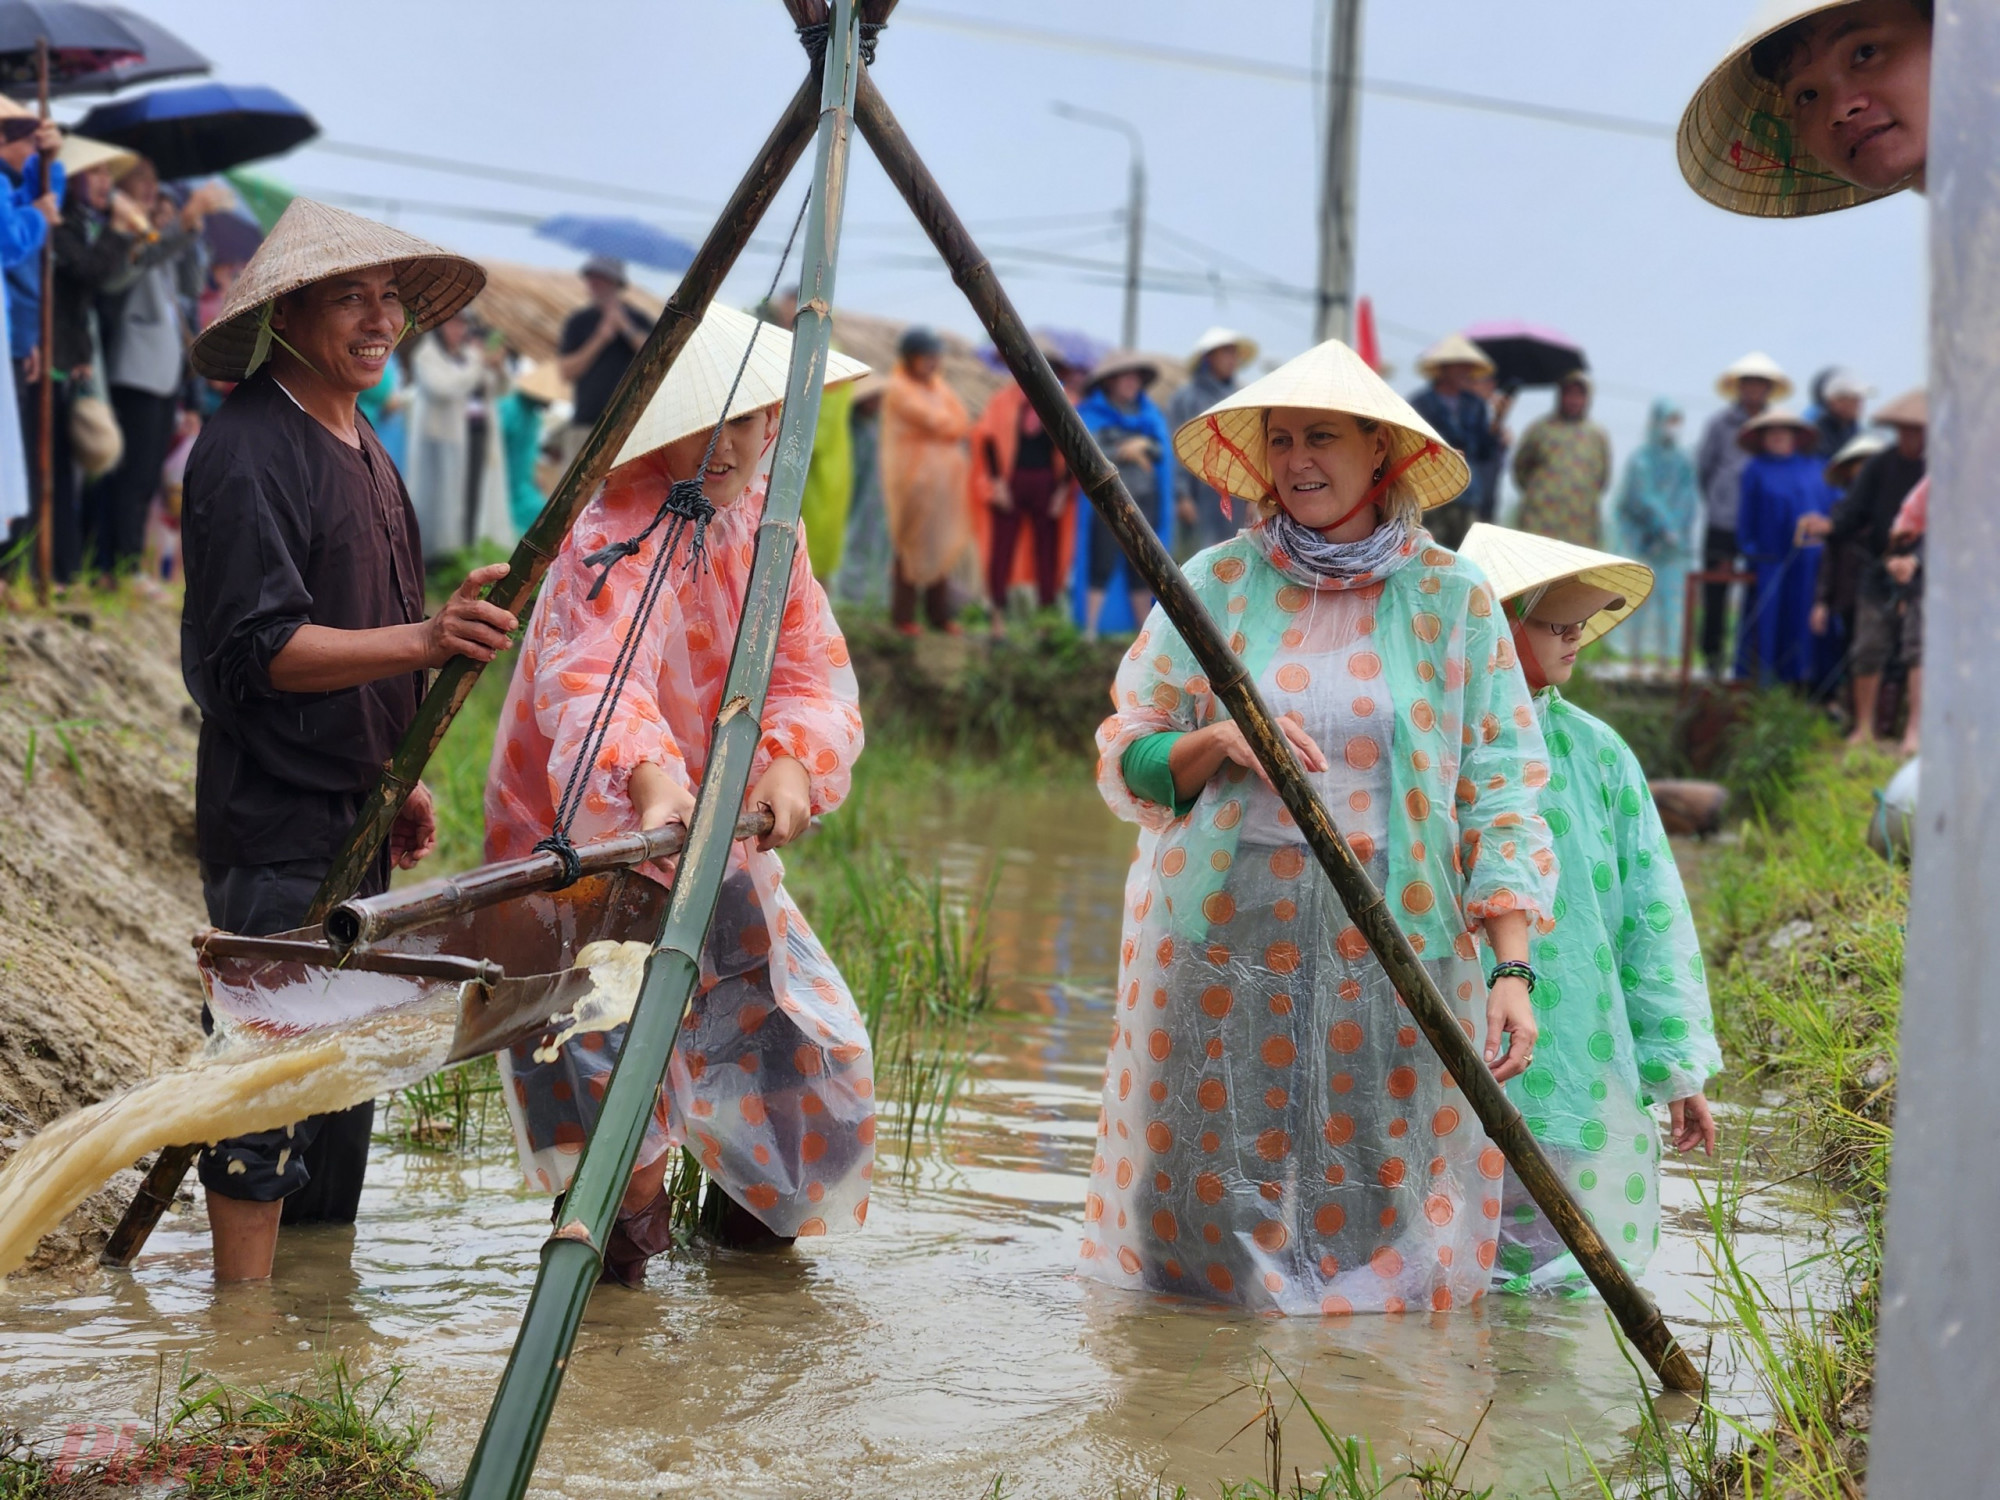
[
  {"xmin": 532, "ymin": 188, "xmax": 816, "ymax": 886},
  {"xmin": 796, "ymin": 18, "xmax": 883, "ymax": 64}
]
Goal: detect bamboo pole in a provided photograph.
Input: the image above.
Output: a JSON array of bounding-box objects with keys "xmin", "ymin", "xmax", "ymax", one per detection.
[
  {"xmin": 96, "ymin": 72, "xmax": 826, "ymax": 1277},
  {"xmin": 852, "ymin": 71, "xmax": 1703, "ymax": 1394},
  {"xmin": 457, "ymin": 11, "xmax": 864, "ymax": 1495},
  {"xmin": 323, "ymin": 810, "xmax": 773, "ymax": 953}
]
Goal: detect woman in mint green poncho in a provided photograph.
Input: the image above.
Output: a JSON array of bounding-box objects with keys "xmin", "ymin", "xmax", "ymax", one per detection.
[{"xmin": 1459, "ymin": 523, "xmax": 1723, "ymax": 1293}]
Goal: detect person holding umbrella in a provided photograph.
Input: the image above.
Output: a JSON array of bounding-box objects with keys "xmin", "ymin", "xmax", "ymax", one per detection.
[
  {"xmin": 179, "ymin": 199, "xmax": 508, "ymax": 1280},
  {"xmin": 1408, "ymin": 332, "xmax": 1507, "ymax": 550},
  {"xmin": 1510, "ymin": 371, "xmax": 1611, "ymax": 548}
]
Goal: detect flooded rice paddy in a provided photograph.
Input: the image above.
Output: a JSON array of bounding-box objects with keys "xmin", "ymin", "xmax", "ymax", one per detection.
[{"xmin": 1, "ymin": 776, "xmax": 1839, "ymax": 1496}]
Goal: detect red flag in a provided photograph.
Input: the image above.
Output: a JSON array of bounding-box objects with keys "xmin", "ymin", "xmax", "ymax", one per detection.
[{"xmin": 1355, "ymin": 295, "xmax": 1382, "ymax": 372}]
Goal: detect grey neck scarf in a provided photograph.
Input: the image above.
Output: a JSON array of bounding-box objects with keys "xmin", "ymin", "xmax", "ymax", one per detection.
[{"xmin": 1262, "ymin": 509, "xmax": 1420, "ymax": 588}]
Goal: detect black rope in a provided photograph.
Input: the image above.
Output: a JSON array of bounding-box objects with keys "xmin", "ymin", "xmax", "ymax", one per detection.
[
  {"xmin": 796, "ymin": 18, "xmax": 883, "ymax": 66},
  {"xmin": 533, "ymin": 187, "xmax": 817, "ymax": 887}
]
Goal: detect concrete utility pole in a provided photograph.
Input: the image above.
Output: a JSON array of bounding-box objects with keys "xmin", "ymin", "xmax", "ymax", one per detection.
[
  {"xmin": 1869, "ymin": 0, "xmax": 2000, "ymax": 1490},
  {"xmin": 1314, "ymin": 0, "xmax": 1363, "ymax": 344},
  {"xmin": 1053, "ymin": 101, "xmax": 1146, "ymax": 349}
]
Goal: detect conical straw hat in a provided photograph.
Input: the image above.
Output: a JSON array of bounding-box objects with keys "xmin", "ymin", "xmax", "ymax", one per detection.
[
  {"xmin": 1824, "ymin": 430, "xmax": 1888, "ymax": 484},
  {"xmin": 1414, "ymin": 331, "xmax": 1495, "ymax": 379},
  {"xmin": 1737, "ymin": 406, "xmax": 1820, "ymax": 452},
  {"xmin": 1677, "ymin": 0, "xmax": 1909, "ymax": 218},
  {"xmin": 1188, "ymin": 325, "xmax": 1259, "ymax": 370},
  {"xmin": 190, "ymin": 198, "xmax": 486, "ymax": 381},
  {"xmin": 1172, "ymin": 336, "xmax": 1470, "ymax": 511},
  {"xmin": 612, "ymin": 303, "xmax": 870, "ymax": 468},
  {"xmin": 511, "ymin": 359, "xmax": 570, "ymax": 407},
  {"xmin": 59, "ymin": 134, "xmax": 138, "ymax": 179},
  {"xmin": 1871, "ymin": 387, "xmax": 1926, "ymax": 428},
  {"xmin": 1715, "ymin": 350, "xmax": 1793, "ymax": 401},
  {"xmin": 1457, "ymin": 523, "xmax": 1654, "ymax": 649}
]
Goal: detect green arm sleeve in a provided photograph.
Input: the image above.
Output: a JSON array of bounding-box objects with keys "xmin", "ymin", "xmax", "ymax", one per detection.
[{"xmin": 1120, "ymin": 731, "xmax": 1196, "ymax": 818}]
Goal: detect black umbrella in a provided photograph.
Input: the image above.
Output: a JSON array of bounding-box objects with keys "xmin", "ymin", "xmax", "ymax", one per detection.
[
  {"xmin": 26, "ymin": 4, "xmax": 208, "ymax": 97},
  {"xmin": 0, "ymin": 1, "xmax": 142, "ymax": 92},
  {"xmin": 1462, "ymin": 319, "xmax": 1588, "ymax": 391},
  {"xmin": 77, "ymin": 82, "xmax": 317, "ymax": 179}
]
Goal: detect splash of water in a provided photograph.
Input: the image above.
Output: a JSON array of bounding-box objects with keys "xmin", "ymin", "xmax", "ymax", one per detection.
[
  {"xmin": 0, "ymin": 999, "xmax": 458, "ymax": 1278},
  {"xmin": 530, "ymin": 939, "xmax": 650, "ymax": 1062}
]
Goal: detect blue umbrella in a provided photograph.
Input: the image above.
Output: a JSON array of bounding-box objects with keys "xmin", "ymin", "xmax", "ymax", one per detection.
[
  {"xmin": 535, "ymin": 213, "xmax": 696, "ymax": 274},
  {"xmin": 76, "ymin": 81, "xmax": 316, "ymax": 180}
]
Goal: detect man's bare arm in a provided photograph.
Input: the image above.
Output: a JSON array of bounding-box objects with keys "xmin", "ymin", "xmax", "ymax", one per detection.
[{"xmin": 267, "ymin": 563, "xmax": 517, "ymax": 693}]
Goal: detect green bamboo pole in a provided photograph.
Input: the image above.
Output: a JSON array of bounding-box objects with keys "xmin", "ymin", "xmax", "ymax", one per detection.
[
  {"xmin": 455, "ymin": 8, "xmax": 864, "ymax": 1495},
  {"xmin": 96, "ymin": 72, "xmax": 826, "ymax": 1277},
  {"xmin": 853, "ymin": 71, "xmax": 1704, "ymax": 1395}
]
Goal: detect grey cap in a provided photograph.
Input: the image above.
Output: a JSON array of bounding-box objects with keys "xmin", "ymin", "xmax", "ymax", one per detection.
[{"xmin": 581, "ymin": 254, "xmax": 628, "ymax": 287}]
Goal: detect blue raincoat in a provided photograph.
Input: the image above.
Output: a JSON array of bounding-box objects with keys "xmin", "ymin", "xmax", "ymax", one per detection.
[
  {"xmin": 1609, "ymin": 399, "xmax": 1699, "ymax": 662},
  {"xmin": 1073, "ymin": 387, "xmax": 1172, "ymax": 633},
  {"xmin": 1735, "ymin": 452, "xmax": 1835, "ymax": 686}
]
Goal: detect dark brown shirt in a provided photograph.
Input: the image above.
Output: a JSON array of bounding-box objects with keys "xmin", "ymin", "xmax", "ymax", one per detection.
[{"xmin": 181, "ymin": 372, "xmax": 426, "ymax": 866}]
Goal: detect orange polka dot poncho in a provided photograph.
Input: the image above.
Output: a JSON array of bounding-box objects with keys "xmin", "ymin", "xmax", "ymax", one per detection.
[
  {"xmin": 485, "ymin": 457, "xmax": 874, "ymax": 1239},
  {"xmin": 1079, "ymin": 522, "xmax": 1557, "ymax": 1315}
]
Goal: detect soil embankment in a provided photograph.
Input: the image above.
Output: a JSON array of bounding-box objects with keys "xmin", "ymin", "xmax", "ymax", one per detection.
[{"xmin": 0, "ymin": 599, "xmax": 206, "ymax": 1271}]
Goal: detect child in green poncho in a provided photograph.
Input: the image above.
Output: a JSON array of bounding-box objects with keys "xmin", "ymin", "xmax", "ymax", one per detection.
[{"xmin": 1459, "ymin": 523, "xmax": 1724, "ymax": 1293}]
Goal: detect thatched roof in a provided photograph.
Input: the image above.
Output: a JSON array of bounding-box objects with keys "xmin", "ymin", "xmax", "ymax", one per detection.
[{"xmin": 465, "ymin": 260, "xmax": 1185, "ymax": 417}]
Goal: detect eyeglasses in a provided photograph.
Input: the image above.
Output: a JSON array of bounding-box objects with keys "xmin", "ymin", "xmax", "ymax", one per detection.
[{"xmin": 1526, "ymin": 616, "xmax": 1590, "ymax": 639}]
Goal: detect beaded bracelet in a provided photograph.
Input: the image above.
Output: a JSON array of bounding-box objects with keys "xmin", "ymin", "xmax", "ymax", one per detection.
[{"xmin": 1488, "ymin": 959, "xmax": 1537, "ymax": 994}]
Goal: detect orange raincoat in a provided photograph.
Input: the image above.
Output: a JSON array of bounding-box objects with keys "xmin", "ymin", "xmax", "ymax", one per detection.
[
  {"xmin": 966, "ymin": 380, "xmax": 1076, "ymax": 596},
  {"xmin": 881, "ymin": 364, "xmax": 971, "ymax": 587},
  {"xmin": 485, "ymin": 454, "xmax": 875, "ymax": 1238}
]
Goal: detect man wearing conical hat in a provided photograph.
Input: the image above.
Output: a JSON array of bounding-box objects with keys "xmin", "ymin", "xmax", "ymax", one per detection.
[
  {"xmin": 1679, "ymin": 0, "xmax": 1931, "ymax": 218},
  {"xmin": 1165, "ymin": 328, "xmax": 1257, "ymax": 551},
  {"xmin": 179, "ymin": 199, "xmax": 513, "ymax": 1281},
  {"xmin": 1694, "ymin": 352, "xmax": 1790, "ymax": 677},
  {"xmin": 1457, "ymin": 524, "xmax": 1722, "ymax": 1293},
  {"xmin": 1409, "ymin": 333, "xmax": 1506, "ymax": 551}
]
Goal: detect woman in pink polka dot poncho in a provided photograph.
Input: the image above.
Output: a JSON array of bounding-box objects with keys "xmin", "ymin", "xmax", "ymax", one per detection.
[
  {"xmin": 484, "ymin": 307, "xmax": 874, "ymax": 1282},
  {"xmin": 1079, "ymin": 339, "xmax": 1558, "ymax": 1315}
]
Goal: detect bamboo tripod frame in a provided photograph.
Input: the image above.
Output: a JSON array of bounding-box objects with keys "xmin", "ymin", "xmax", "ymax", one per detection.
[{"xmin": 124, "ymin": 4, "xmax": 1700, "ymax": 1492}]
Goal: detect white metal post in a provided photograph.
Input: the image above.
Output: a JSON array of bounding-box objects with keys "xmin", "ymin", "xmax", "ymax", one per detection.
[{"xmin": 1868, "ymin": 0, "xmax": 2000, "ymax": 1488}]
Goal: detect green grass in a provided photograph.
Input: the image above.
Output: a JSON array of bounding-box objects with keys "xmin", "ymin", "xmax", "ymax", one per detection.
[
  {"xmin": 1565, "ymin": 743, "xmax": 1900, "ymax": 1500},
  {"xmin": 0, "ymin": 1359, "xmax": 441, "ymax": 1499}
]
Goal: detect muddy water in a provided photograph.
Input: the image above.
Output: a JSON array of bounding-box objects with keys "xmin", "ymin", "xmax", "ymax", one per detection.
[{"xmin": 1, "ymin": 776, "xmax": 1835, "ymax": 1497}]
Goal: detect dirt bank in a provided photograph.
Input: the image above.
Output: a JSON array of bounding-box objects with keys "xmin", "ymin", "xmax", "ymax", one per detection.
[{"xmin": 0, "ymin": 597, "xmax": 206, "ymax": 1272}]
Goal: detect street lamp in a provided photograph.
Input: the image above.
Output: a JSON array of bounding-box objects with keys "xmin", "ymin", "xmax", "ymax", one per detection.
[{"xmin": 1052, "ymin": 100, "xmax": 1145, "ymax": 350}]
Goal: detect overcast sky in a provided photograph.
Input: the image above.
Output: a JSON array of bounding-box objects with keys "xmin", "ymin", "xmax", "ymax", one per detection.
[{"xmin": 123, "ymin": 0, "xmax": 1928, "ymax": 471}]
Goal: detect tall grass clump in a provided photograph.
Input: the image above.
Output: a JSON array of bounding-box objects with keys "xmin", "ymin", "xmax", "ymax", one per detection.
[{"xmin": 0, "ymin": 1358, "xmax": 442, "ymax": 1499}]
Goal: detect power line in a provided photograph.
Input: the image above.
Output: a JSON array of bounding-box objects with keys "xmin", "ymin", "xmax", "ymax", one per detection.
[
  {"xmin": 895, "ymin": 9, "xmax": 1676, "ymax": 141},
  {"xmin": 309, "ymin": 139, "xmax": 719, "ymax": 212}
]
